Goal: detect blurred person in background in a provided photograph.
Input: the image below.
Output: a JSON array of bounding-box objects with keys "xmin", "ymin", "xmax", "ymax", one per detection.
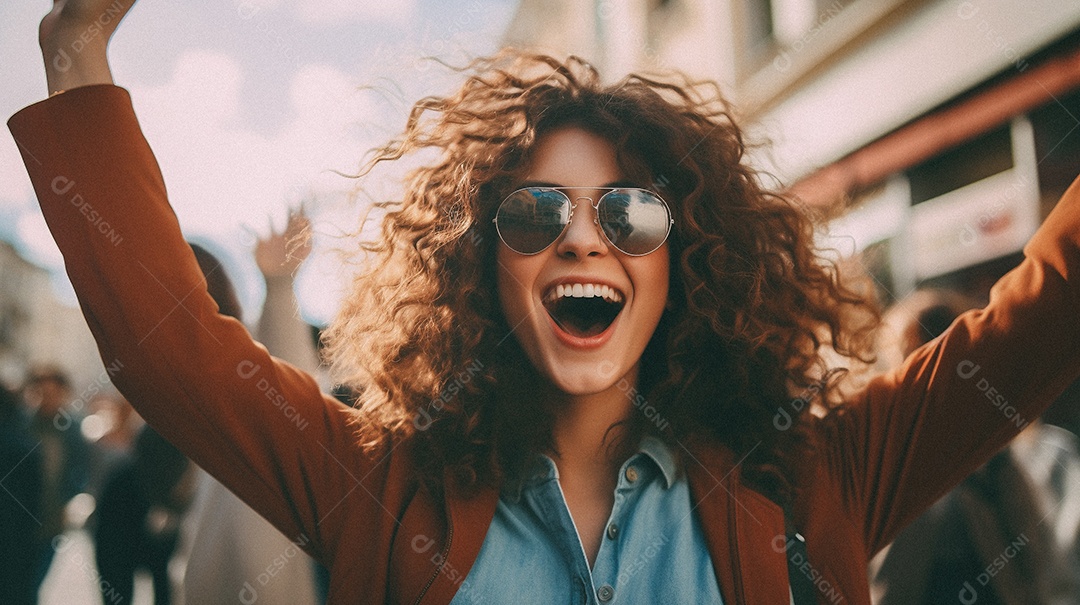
[
  {"xmin": 1044, "ymin": 376, "xmax": 1080, "ymax": 441},
  {"xmin": 21, "ymin": 364, "xmax": 88, "ymax": 595},
  {"xmin": 82, "ymin": 391, "xmax": 143, "ymax": 504},
  {"xmin": 872, "ymin": 289, "xmax": 1080, "ymax": 604},
  {"xmin": 183, "ymin": 211, "xmax": 326, "ymax": 605},
  {"xmin": 0, "ymin": 383, "xmax": 43, "ymax": 605},
  {"xmin": 94, "ymin": 424, "xmax": 194, "ymax": 605}
]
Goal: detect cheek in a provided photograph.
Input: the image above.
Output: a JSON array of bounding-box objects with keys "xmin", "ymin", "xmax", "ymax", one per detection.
[
  {"xmin": 495, "ymin": 248, "xmax": 536, "ymax": 318},
  {"xmin": 640, "ymin": 248, "xmax": 671, "ymax": 311}
]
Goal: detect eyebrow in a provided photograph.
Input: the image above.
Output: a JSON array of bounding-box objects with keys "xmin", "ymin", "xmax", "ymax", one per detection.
[{"xmin": 518, "ymin": 180, "xmax": 641, "ymax": 189}]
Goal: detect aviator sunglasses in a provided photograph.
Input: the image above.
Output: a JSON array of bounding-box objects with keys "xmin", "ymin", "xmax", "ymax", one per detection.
[{"xmin": 493, "ymin": 186, "xmax": 674, "ymax": 256}]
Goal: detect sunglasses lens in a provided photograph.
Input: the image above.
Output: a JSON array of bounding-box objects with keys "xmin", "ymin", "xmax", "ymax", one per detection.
[
  {"xmin": 598, "ymin": 190, "xmax": 672, "ymax": 255},
  {"xmin": 496, "ymin": 188, "xmax": 570, "ymax": 254}
]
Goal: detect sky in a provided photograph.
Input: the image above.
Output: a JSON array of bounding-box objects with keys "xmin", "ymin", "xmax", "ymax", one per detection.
[{"xmin": 0, "ymin": 0, "xmax": 520, "ymax": 325}]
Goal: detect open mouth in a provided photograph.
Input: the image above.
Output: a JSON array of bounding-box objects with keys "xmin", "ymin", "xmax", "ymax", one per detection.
[{"xmin": 542, "ymin": 283, "xmax": 625, "ymax": 339}]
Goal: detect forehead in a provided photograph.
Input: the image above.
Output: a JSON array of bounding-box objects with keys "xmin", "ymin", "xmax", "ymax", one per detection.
[{"xmin": 523, "ymin": 127, "xmax": 624, "ymax": 185}]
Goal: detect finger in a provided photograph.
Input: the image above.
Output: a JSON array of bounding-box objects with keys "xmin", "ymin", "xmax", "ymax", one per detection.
[
  {"xmin": 290, "ymin": 201, "xmax": 310, "ymax": 224},
  {"xmin": 267, "ymin": 213, "xmax": 280, "ymax": 238},
  {"xmin": 241, "ymin": 223, "xmax": 260, "ymax": 246}
]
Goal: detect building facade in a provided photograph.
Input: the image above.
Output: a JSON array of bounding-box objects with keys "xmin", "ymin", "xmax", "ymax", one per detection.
[
  {"xmin": 502, "ymin": 0, "xmax": 1080, "ymax": 303},
  {"xmin": 0, "ymin": 240, "xmax": 106, "ymax": 394}
]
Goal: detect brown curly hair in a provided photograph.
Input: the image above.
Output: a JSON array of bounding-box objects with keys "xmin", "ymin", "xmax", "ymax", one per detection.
[{"xmin": 324, "ymin": 51, "xmax": 878, "ymax": 505}]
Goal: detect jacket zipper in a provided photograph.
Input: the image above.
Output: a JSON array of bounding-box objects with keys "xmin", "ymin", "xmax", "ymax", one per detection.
[{"xmin": 413, "ymin": 513, "xmax": 454, "ymax": 605}]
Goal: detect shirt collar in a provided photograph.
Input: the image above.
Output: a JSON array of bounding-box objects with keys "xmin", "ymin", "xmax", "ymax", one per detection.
[
  {"xmin": 503, "ymin": 435, "xmax": 680, "ymax": 502},
  {"xmin": 637, "ymin": 435, "xmax": 678, "ymax": 489}
]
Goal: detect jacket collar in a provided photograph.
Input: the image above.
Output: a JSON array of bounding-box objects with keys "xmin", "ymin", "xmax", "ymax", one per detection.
[
  {"xmin": 420, "ymin": 473, "xmax": 500, "ymax": 605},
  {"xmin": 682, "ymin": 438, "xmax": 791, "ymax": 604},
  {"xmin": 426, "ymin": 439, "xmax": 791, "ymax": 604}
]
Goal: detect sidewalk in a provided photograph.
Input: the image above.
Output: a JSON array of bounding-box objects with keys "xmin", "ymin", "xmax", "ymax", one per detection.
[{"xmin": 39, "ymin": 529, "xmax": 155, "ymax": 605}]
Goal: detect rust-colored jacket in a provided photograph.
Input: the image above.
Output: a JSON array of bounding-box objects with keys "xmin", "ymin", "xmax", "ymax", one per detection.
[{"xmin": 10, "ymin": 85, "xmax": 1080, "ymax": 604}]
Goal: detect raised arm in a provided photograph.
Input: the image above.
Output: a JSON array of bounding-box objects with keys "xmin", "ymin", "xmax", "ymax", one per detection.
[
  {"xmin": 254, "ymin": 209, "xmax": 322, "ymax": 374},
  {"xmin": 9, "ymin": 1, "xmax": 411, "ymax": 575},
  {"xmin": 819, "ymin": 177, "xmax": 1080, "ymax": 556}
]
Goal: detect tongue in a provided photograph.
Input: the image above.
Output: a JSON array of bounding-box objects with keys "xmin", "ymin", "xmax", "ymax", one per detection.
[
  {"xmin": 547, "ymin": 297, "xmax": 618, "ymax": 338},
  {"xmin": 553, "ymin": 314, "xmax": 610, "ymax": 338}
]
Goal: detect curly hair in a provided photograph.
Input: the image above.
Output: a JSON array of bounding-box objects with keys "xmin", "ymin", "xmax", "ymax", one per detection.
[{"xmin": 323, "ymin": 51, "xmax": 879, "ymax": 504}]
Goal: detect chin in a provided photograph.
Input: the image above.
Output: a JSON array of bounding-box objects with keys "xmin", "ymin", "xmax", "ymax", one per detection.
[
  {"xmin": 548, "ymin": 373, "xmax": 617, "ymax": 397},
  {"xmin": 532, "ymin": 353, "xmax": 637, "ymax": 398}
]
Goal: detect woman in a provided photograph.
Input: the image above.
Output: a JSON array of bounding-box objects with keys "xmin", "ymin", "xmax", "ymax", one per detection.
[{"xmin": 11, "ymin": 1, "xmax": 1080, "ymax": 602}]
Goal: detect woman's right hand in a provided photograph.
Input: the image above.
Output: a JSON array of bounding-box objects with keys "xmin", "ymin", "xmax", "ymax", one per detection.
[{"xmin": 39, "ymin": 0, "xmax": 137, "ymax": 96}]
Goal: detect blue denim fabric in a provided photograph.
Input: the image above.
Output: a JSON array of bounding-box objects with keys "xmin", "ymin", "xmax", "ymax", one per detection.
[{"xmin": 449, "ymin": 436, "xmax": 723, "ymax": 604}]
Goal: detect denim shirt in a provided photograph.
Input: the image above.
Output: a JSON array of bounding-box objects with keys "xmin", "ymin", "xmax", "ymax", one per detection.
[{"xmin": 449, "ymin": 436, "xmax": 724, "ymax": 604}]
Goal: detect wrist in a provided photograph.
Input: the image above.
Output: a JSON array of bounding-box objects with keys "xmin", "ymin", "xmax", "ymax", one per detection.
[
  {"xmin": 41, "ymin": 32, "xmax": 112, "ymax": 95},
  {"xmin": 263, "ymin": 272, "xmax": 297, "ymax": 285}
]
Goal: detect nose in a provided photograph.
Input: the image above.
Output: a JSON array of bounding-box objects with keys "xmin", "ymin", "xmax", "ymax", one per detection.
[{"xmin": 555, "ymin": 195, "xmax": 608, "ymax": 258}]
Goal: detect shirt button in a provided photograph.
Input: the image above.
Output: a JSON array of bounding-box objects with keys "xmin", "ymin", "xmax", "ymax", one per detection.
[
  {"xmin": 606, "ymin": 523, "xmax": 619, "ymax": 539},
  {"xmin": 597, "ymin": 585, "xmax": 615, "ymax": 602},
  {"xmin": 625, "ymin": 466, "xmax": 639, "ymax": 483}
]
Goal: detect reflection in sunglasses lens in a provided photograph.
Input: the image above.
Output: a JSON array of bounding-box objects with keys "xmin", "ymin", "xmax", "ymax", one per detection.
[
  {"xmin": 497, "ymin": 189, "xmax": 570, "ymax": 254},
  {"xmin": 600, "ymin": 190, "xmax": 670, "ymax": 255},
  {"xmin": 497, "ymin": 188, "xmax": 670, "ymax": 255}
]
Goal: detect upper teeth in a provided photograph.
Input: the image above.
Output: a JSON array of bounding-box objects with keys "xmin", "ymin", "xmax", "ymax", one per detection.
[{"xmin": 545, "ymin": 283, "xmax": 623, "ymax": 304}]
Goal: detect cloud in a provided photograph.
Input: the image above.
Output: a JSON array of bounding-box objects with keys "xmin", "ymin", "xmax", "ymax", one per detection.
[
  {"xmin": 123, "ymin": 49, "xmax": 382, "ymax": 321},
  {"xmin": 129, "ymin": 49, "xmax": 375, "ymax": 230},
  {"xmin": 296, "ymin": 0, "xmax": 416, "ymax": 24},
  {"xmin": 232, "ymin": 0, "xmax": 416, "ymax": 25}
]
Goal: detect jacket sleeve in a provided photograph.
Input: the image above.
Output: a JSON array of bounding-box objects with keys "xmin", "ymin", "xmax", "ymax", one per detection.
[
  {"xmin": 7, "ymin": 85, "xmax": 394, "ymax": 565},
  {"xmin": 820, "ymin": 175, "xmax": 1080, "ymax": 556},
  {"xmin": 183, "ymin": 271, "xmax": 323, "ymax": 603}
]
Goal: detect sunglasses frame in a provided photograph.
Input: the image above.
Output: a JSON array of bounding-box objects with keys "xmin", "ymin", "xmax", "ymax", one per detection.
[{"xmin": 493, "ymin": 186, "xmax": 674, "ymax": 256}]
